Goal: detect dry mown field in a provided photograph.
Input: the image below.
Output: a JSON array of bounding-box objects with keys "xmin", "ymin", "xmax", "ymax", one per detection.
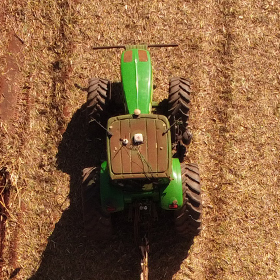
[{"xmin": 0, "ymin": 0, "xmax": 280, "ymax": 279}]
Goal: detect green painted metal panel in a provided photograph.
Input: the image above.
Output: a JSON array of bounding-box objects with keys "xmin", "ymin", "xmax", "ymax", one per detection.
[
  {"xmin": 160, "ymin": 158, "xmax": 183, "ymax": 210},
  {"xmin": 123, "ymin": 191, "xmax": 160, "ymax": 204},
  {"xmin": 100, "ymin": 161, "xmax": 124, "ymax": 212},
  {"xmin": 121, "ymin": 46, "xmax": 153, "ymax": 114}
]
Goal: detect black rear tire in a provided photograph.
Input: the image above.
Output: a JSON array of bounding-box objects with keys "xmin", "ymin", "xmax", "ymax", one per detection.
[
  {"xmin": 81, "ymin": 167, "xmax": 112, "ymax": 240},
  {"xmin": 168, "ymin": 77, "xmax": 192, "ymax": 161},
  {"xmin": 174, "ymin": 163, "xmax": 202, "ymax": 238}
]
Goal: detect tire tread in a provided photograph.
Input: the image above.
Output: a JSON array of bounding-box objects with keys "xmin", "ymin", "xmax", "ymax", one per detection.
[{"xmin": 174, "ymin": 163, "xmax": 202, "ymax": 238}]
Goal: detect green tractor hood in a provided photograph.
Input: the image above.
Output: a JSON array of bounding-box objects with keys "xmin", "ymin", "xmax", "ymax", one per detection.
[{"xmin": 121, "ymin": 45, "xmax": 153, "ymax": 114}]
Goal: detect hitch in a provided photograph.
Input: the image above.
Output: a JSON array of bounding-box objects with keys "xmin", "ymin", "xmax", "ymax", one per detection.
[
  {"xmin": 140, "ymin": 236, "xmax": 149, "ymax": 280},
  {"xmin": 133, "ymin": 201, "xmax": 156, "ymax": 280}
]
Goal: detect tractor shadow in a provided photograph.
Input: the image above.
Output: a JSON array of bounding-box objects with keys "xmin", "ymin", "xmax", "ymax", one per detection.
[{"xmin": 29, "ymin": 83, "xmax": 194, "ymax": 280}]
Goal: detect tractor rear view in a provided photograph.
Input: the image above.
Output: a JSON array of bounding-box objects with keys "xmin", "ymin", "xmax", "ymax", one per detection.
[{"xmin": 82, "ymin": 45, "xmax": 202, "ymax": 280}]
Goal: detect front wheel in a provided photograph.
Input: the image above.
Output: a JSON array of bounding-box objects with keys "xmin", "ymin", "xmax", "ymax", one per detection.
[
  {"xmin": 174, "ymin": 163, "xmax": 202, "ymax": 238},
  {"xmin": 86, "ymin": 78, "xmax": 111, "ymax": 122},
  {"xmin": 168, "ymin": 77, "xmax": 192, "ymax": 161}
]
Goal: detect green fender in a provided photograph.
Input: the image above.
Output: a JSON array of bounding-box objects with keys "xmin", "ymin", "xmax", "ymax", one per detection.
[
  {"xmin": 100, "ymin": 161, "xmax": 124, "ymax": 212},
  {"xmin": 100, "ymin": 159, "xmax": 183, "ymax": 212},
  {"xmin": 121, "ymin": 45, "xmax": 153, "ymax": 114},
  {"xmin": 160, "ymin": 158, "xmax": 183, "ymax": 210}
]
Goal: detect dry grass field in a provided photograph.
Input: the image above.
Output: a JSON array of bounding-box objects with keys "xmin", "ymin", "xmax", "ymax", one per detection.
[{"xmin": 1, "ymin": 0, "xmax": 280, "ymax": 279}]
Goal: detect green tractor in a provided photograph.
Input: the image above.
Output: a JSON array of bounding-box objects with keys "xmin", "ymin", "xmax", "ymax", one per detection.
[{"xmin": 82, "ymin": 45, "xmax": 202, "ymax": 279}]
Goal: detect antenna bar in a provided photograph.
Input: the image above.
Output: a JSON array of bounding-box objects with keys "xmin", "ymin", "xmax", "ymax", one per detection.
[
  {"xmin": 92, "ymin": 45, "xmax": 125, "ymax": 50},
  {"xmin": 92, "ymin": 44, "xmax": 178, "ymax": 50},
  {"xmin": 148, "ymin": 44, "xmax": 178, "ymax": 48}
]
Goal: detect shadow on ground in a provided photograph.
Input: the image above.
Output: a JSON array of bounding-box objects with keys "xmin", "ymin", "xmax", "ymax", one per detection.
[{"xmin": 29, "ymin": 85, "xmax": 194, "ymax": 280}]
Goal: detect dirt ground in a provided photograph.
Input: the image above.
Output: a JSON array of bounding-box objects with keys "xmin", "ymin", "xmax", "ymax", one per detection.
[{"xmin": 0, "ymin": 0, "xmax": 280, "ymax": 279}]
